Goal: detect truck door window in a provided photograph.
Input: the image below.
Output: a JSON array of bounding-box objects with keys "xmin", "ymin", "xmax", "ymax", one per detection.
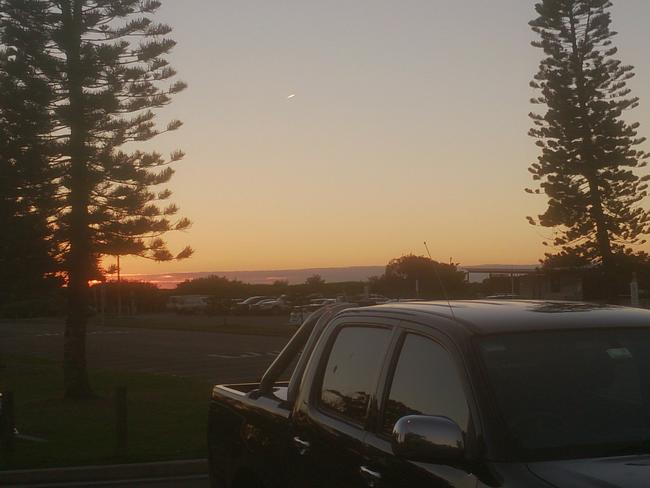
[
  {"xmin": 381, "ymin": 334, "xmax": 469, "ymax": 435},
  {"xmin": 319, "ymin": 326, "xmax": 391, "ymax": 425}
]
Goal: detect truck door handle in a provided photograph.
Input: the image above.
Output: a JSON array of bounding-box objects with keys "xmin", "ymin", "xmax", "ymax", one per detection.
[
  {"xmin": 360, "ymin": 466, "xmax": 382, "ymax": 487},
  {"xmin": 293, "ymin": 436, "xmax": 310, "ymax": 455}
]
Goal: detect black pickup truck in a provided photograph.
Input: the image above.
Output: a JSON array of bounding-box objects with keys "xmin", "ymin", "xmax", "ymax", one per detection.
[{"xmin": 208, "ymin": 300, "xmax": 650, "ymax": 487}]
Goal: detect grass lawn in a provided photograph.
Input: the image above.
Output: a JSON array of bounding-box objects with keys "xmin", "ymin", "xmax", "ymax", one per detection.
[
  {"xmin": 0, "ymin": 355, "xmax": 212, "ymax": 471},
  {"xmin": 101, "ymin": 313, "xmax": 296, "ymax": 337}
]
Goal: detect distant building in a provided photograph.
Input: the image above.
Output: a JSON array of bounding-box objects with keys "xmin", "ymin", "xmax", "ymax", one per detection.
[
  {"xmin": 463, "ymin": 266, "xmax": 584, "ymax": 301},
  {"xmin": 519, "ymin": 271, "xmax": 584, "ymax": 301}
]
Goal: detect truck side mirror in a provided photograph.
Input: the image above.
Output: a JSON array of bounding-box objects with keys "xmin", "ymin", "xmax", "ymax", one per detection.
[{"xmin": 392, "ymin": 415, "xmax": 465, "ymax": 464}]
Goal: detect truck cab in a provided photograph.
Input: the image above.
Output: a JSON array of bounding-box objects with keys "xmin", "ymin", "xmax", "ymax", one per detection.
[{"xmin": 208, "ymin": 301, "xmax": 650, "ymax": 488}]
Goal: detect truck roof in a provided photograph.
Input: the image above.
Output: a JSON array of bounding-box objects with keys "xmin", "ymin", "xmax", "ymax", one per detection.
[{"xmin": 344, "ymin": 300, "xmax": 650, "ymax": 335}]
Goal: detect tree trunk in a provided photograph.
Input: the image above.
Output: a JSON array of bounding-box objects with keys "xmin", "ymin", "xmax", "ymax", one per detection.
[
  {"xmin": 568, "ymin": 6, "xmax": 616, "ymax": 301},
  {"xmin": 62, "ymin": 0, "xmax": 93, "ymax": 399},
  {"xmin": 586, "ymin": 175, "xmax": 617, "ymax": 300}
]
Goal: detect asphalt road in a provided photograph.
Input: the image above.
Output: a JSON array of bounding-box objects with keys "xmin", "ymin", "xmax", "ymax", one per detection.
[
  {"xmin": 0, "ymin": 319, "xmax": 285, "ymax": 486},
  {"xmin": 0, "ymin": 319, "xmax": 290, "ymax": 384},
  {"xmin": 100, "ymin": 478, "xmax": 209, "ymax": 488},
  {"xmin": 7, "ymin": 476, "xmax": 210, "ymax": 488}
]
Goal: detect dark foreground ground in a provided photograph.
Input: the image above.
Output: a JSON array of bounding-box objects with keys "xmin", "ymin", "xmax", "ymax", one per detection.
[
  {"xmin": 5, "ymin": 476, "xmax": 210, "ymax": 487},
  {"xmin": 0, "ymin": 315, "xmax": 291, "ymax": 383},
  {"xmin": 0, "ymin": 315, "xmax": 294, "ymax": 479},
  {"xmin": 93, "ymin": 477, "xmax": 208, "ymax": 487}
]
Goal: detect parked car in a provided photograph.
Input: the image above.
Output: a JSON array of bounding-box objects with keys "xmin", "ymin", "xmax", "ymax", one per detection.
[
  {"xmin": 232, "ymin": 296, "xmax": 272, "ymax": 314},
  {"xmin": 166, "ymin": 295, "xmax": 209, "ymax": 314},
  {"xmin": 353, "ymin": 293, "xmax": 391, "ymax": 306},
  {"xmin": 288, "ymin": 305, "xmax": 313, "ymax": 326},
  {"xmin": 485, "ymin": 294, "xmax": 521, "ymax": 300},
  {"xmin": 252, "ymin": 295, "xmax": 292, "ymax": 315},
  {"xmin": 289, "ymin": 299, "xmax": 339, "ymax": 326},
  {"xmin": 205, "ymin": 297, "xmax": 241, "ymax": 315},
  {"xmin": 208, "ymin": 300, "xmax": 650, "ymax": 487},
  {"xmin": 309, "ymin": 298, "xmax": 337, "ymax": 307}
]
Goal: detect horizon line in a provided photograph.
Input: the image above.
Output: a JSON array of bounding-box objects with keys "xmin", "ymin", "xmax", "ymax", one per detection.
[{"xmin": 121, "ymin": 262, "xmax": 540, "ymax": 278}]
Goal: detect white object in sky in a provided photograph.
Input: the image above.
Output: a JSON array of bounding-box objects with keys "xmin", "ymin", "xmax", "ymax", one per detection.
[{"xmin": 287, "ymin": 94, "xmax": 296, "ymax": 99}]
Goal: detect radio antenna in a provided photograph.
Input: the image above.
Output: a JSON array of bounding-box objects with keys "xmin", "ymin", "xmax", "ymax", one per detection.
[{"xmin": 424, "ymin": 241, "xmax": 456, "ymax": 321}]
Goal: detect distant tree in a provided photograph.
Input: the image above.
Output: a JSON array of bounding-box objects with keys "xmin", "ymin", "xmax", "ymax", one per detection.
[
  {"xmin": 305, "ymin": 274, "xmax": 326, "ymax": 287},
  {"xmin": 91, "ymin": 280, "xmax": 165, "ymax": 314},
  {"xmin": 1, "ymin": 0, "xmax": 192, "ymax": 398},
  {"xmin": 527, "ymin": 0, "xmax": 650, "ymax": 292},
  {"xmin": 372, "ymin": 255, "xmax": 467, "ymax": 299},
  {"xmin": 272, "ymin": 279, "xmax": 289, "ymax": 291},
  {"xmin": 174, "ymin": 275, "xmax": 369, "ymax": 307},
  {"xmin": 542, "ymin": 248, "xmax": 650, "ymax": 300},
  {"xmin": 176, "ymin": 276, "xmax": 249, "ymax": 298}
]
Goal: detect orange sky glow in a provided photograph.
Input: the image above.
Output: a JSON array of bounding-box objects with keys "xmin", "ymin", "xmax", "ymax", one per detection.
[{"xmin": 118, "ymin": 0, "xmax": 650, "ymax": 276}]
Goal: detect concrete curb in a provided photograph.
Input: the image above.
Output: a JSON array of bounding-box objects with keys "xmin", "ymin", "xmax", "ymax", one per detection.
[{"xmin": 0, "ymin": 458, "xmax": 208, "ymax": 486}]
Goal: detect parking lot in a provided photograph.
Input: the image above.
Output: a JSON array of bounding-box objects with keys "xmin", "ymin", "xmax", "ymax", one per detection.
[{"xmin": 0, "ymin": 316, "xmax": 291, "ymax": 384}]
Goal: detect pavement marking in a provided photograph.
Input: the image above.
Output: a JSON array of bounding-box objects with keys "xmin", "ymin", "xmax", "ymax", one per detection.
[
  {"xmin": 208, "ymin": 350, "xmax": 280, "ymax": 360},
  {"xmin": 88, "ymin": 331, "xmax": 132, "ymax": 335},
  {"xmin": 34, "ymin": 331, "xmax": 132, "ymax": 338}
]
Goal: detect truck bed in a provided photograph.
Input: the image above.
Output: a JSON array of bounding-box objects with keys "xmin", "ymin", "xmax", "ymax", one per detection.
[
  {"xmin": 213, "ymin": 381, "xmax": 289, "ymax": 402},
  {"xmin": 209, "ymin": 381, "xmax": 292, "ymax": 487}
]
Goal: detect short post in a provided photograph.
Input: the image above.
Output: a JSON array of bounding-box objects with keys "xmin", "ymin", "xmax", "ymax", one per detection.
[
  {"xmin": 0, "ymin": 391, "xmax": 15, "ymax": 454},
  {"xmin": 630, "ymin": 273, "xmax": 640, "ymax": 308},
  {"xmin": 101, "ymin": 282, "xmax": 106, "ymax": 326},
  {"xmin": 115, "ymin": 387, "xmax": 127, "ymax": 453}
]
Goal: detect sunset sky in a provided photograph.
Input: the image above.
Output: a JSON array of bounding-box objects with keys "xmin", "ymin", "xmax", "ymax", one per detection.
[{"xmin": 121, "ymin": 0, "xmax": 650, "ymax": 275}]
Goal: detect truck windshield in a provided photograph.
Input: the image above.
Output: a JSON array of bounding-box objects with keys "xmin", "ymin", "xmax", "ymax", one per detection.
[{"xmin": 479, "ymin": 329, "xmax": 650, "ymax": 461}]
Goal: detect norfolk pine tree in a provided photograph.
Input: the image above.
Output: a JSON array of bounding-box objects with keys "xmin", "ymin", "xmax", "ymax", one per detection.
[
  {"xmin": 0, "ymin": 1, "xmax": 59, "ymax": 304},
  {"xmin": 1, "ymin": 0, "xmax": 192, "ymax": 398},
  {"xmin": 527, "ymin": 0, "xmax": 650, "ymax": 294}
]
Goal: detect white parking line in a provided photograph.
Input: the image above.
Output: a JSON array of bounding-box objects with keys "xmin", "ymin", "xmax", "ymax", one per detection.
[
  {"xmin": 34, "ymin": 331, "xmax": 132, "ymax": 337},
  {"xmin": 208, "ymin": 350, "xmax": 280, "ymax": 360}
]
